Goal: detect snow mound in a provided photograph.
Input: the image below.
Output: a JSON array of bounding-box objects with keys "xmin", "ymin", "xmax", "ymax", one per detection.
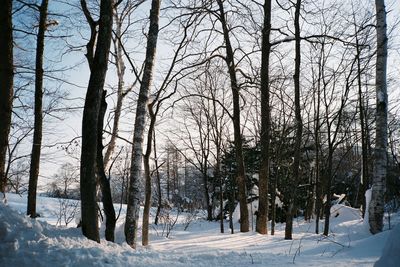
[
  {"xmin": 232, "ymin": 201, "xmax": 258, "ymax": 226},
  {"xmin": 374, "ymin": 223, "xmax": 400, "ymax": 267},
  {"xmin": 330, "ymin": 204, "xmax": 362, "ymax": 223},
  {"xmin": 1, "ymin": 193, "xmax": 396, "ymax": 267},
  {"xmin": 0, "ymin": 202, "xmax": 134, "ymax": 267}
]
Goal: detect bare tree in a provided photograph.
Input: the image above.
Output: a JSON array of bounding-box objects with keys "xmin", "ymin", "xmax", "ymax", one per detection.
[
  {"xmin": 142, "ymin": 103, "xmax": 157, "ymax": 246},
  {"xmin": 7, "ymin": 160, "xmax": 29, "ymax": 195},
  {"xmin": 51, "ymin": 162, "xmax": 79, "ymax": 198},
  {"xmin": 172, "ymin": 79, "xmax": 215, "ymax": 221},
  {"xmin": 307, "ymin": 37, "xmax": 359, "ymax": 236},
  {"xmin": 142, "ymin": 10, "xmax": 199, "ymax": 245},
  {"xmin": 80, "ymin": 0, "xmax": 114, "ymax": 243},
  {"xmin": 369, "ymin": 0, "xmax": 388, "ymax": 234},
  {"xmin": 256, "ymin": 0, "xmax": 271, "ymax": 235},
  {"xmin": 27, "ymin": 0, "xmax": 49, "ymax": 218},
  {"xmin": 153, "ymin": 132, "xmax": 163, "ymax": 225},
  {"xmin": 311, "ymin": 41, "xmax": 323, "ymax": 234},
  {"xmin": 350, "ymin": 3, "xmax": 375, "ymax": 217},
  {"xmin": 209, "ymin": 76, "xmax": 229, "ymax": 234},
  {"xmin": 104, "ymin": 0, "xmax": 140, "ymax": 167},
  {"xmin": 97, "ymin": 90, "xmax": 116, "ymax": 242},
  {"xmin": 285, "ymin": 0, "xmax": 302, "ymax": 240},
  {"xmin": 0, "ymin": 0, "xmax": 13, "ymax": 199},
  {"xmin": 125, "ymin": 0, "xmax": 161, "ymax": 249},
  {"xmin": 215, "ymin": 0, "xmax": 249, "ymax": 233}
]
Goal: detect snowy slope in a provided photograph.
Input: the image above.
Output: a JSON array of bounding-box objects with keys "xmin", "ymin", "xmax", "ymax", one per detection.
[
  {"xmin": 374, "ymin": 223, "xmax": 400, "ymax": 267},
  {"xmin": 0, "ymin": 193, "xmax": 397, "ymax": 267}
]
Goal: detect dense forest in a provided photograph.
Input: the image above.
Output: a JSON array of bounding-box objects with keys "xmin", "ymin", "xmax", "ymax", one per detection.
[{"xmin": 1, "ymin": 0, "xmax": 399, "ymax": 257}]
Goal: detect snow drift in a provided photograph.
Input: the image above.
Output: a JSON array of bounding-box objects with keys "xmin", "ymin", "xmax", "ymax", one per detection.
[
  {"xmin": 374, "ymin": 223, "xmax": 400, "ymax": 267},
  {"xmin": 0, "ymin": 194, "xmax": 397, "ymax": 267}
]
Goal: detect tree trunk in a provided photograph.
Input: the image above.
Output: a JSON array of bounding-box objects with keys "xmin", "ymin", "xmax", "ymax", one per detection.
[
  {"xmin": 355, "ymin": 29, "xmax": 369, "ymax": 217},
  {"xmin": 172, "ymin": 151, "xmax": 179, "ymax": 201},
  {"xmin": 270, "ymin": 166, "xmax": 277, "ymax": 235},
  {"xmin": 142, "ymin": 104, "xmax": 156, "ymax": 246},
  {"xmin": 142, "ymin": 149, "xmax": 152, "ymax": 246},
  {"xmin": 285, "ymin": 0, "xmax": 302, "ymax": 240},
  {"xmin": 154, "ymin": 132, "xmax": 162, "ymax": 226},
  {"xmin": 209, "ymin": 84, "xmax": 224, "ymax": 233},
  {"xmin": 80, "ymin": 0, "xmax": 113, "ymax": 243},
  {"xmin": 369, "ymin": 0, "xmax": 387, "ymax": 234},
  {"xmin": 27, "ymin": 0, "xmax": 48, "ymax": 218},
  {"xmin": 203, "ymin": 171, "xmax": 212, "ymax": 221},
  {"xmin": 217, "ymin": 158, "xmax": 224, "ymax": 233},
  {"xmin": 125, "ymin": 0, "xmax": 160, "ymax": 248},
  {"xmin": 0, "ymin": 0, "xmax": 14, "ymax": 198},
  {"xmin": 314, "ymin": 41, "xmax": 323, "ymax": 235},
  {"xmin": 167, "ymin": 153, "xmax": 170, "ymax": 201},
  {"xmin": 229, "ymin": 176, "xmax": 235, "ymax": 234},
  {"xmin": 314, "ymin": 112, "xmax": 320, "ymax": 233},
  {"xmin": 97, "ymin": 90, "xmax": 116, "ymax": 242},
  {"xmin": 256, "ymin": 0, "xmax": 271, "ymax": 235},
  {"xmin": 216, "ymin": 0, "xmax": 249, "ymax": 233},
  {"xmin": 323, "ymin": 149, "xmax": 333, "ymax": 236}
]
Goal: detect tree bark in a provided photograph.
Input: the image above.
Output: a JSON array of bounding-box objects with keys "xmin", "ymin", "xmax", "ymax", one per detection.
[
  {"xmin": 314, "ymin": 51, "xmax": 322, "ymax": 234},
  {"xmin": 0, "ymin": 0, "xmax": 14, "ymax": 197},
  {"xmin": 211, "ymin": 89, "xmax": 224, "ymax": 233},
  {"xmin": 355, "ymin": 27, "xmax": 369, "ymax": 217},
  {"xmin": 218, "ymin": 164, "xmax": 224, "ymax": 233},
  {"xmin": 125, "ymin": 0, "xmax": 160, "ymax": 248},
  {"xmin": 256, "ymin": 0, "xmax": 271, "ymax": 235},
  {"xmin": 203, "ymin": 170, "xmax": 212, "ymax": 221},
  {"xmin": 167, "ymin": 153, "xmax": 170, "ymax": 201},
  {"xmin": 369, "ymin": 0, "xmax": 387, "ymax": 234},
  {"xmin": 142, "ymin": 103, "xmax": 156, "ymax": 246},
  {"xmin": 154, "ymin": 132, "xmax": 162, "ymax": 225},
  {"xmin": 270, "ymin": 166, "xmax": 277, "ymax": 235},
  {"xmin": 323, "ymin": 149, "xmax": 333, "ymax": 236},
  {"xmin": 80, "ymin": 0, "xmax": 113, "ymax": 243},
  {"xmin": 27, "ymin": 0, "xmax": 48, "ymax": 218},
  {"xmin": 229, "ymin": 175, "xmax": 235, "ymax": 234},
  {"xmin": 216, "ymin": 0, "xmax": 249, "ymax": 233},
  {"xmin": 97, "ymin": 90, "xmax": 116, "ymax": 242},
  {"xmin": 285, "ymin": 0, "xmax": 302, "ymax": 240}
]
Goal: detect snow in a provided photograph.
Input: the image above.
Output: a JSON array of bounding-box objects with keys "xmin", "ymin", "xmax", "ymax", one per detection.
[
  {"xmin": 374, "ymin": 223, "xmax": 400, "ymax": 267},
  {"xmin": 364, "ymin": 189, "xmax": 372, "ymax": 225},
  {"xmin": 232, "ymin": 201, "xmax": 258, "ymax": 225},
  {"xmin": 330, "ymin": 204, "xmax": 362, "ymax": 222},
  {"xmin": 0, "ymin": 193, "xmax": 398, "ymax": 266}
]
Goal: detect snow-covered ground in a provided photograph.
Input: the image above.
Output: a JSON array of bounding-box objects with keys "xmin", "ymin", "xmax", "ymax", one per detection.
[{"xmin": 0, "ymin": 193, "xmax": 398, "ymax": 267}]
